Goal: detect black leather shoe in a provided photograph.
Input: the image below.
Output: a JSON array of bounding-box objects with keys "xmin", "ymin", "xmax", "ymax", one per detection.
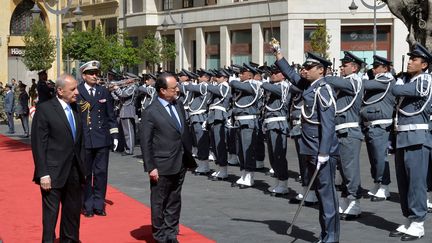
[
  {"xmin": 389, "ymin": 230, "xmax": 405, "ymax": 237},
  {"xmin": 121, "ymin": 152, "xmax": 133, "ymax": 156},
  {"xmin": 289, "ymin": 198, "xmax": 318, "ymax": 206},
  {"xmin": 401, "ymin": 234, "xmax": 423, "ymax": 241},
  {"xmin": 340, "ymin": 213, "xmax": 360, "ymax": 220},
  {"xmin": 82, "ymin": 210, "xmax": 94, "ymax": 218},
  {"xmin": 370, "ymin": 196, "xmax": 386, "ymax": 202},
  {"xmin": 94, "ymin": 209, "xmax": 107, "ymax": 216},
  {"xmin": 428, "ymin": 207, "xmax": 432, "ymax": 213}
]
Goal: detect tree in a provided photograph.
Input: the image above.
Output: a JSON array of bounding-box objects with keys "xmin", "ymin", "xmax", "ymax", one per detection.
[
  {"xmin": 63, "ymin": 27, "xmax": 140, "ymax": 73},
  {"xmin": 137, "ymin": 32, "xmax": 176, "ymax": 72},
  {"xmin": 22, "ymin": 19, "xmax": 56, "ymax": 71},
  {"xmin": 310, "ymin": 20, "xmax": 331, "ymax": 59},
  {"xmin": 382, "ymin": 0, "xmax": 431, "ymax": 50}
]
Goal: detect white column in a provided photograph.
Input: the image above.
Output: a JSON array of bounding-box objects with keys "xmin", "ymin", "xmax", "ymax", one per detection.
[
  {"xmin": 251, "ymin": 23, "xmax": 263, "ymax": 65},
  {"xmin": 175, "ymin": 29, "xmax": 184, "ymax": 71},
  {"xmin": 286, "ymin": 19, "xmax": 304, "ymax": 64},
  {"xmin": 280, "ymin": 20, "xmax": 289, "ymax": 60},
  {"xmin": 392, "ymin": 18, "xmax": 410, "ymax": 72},
  {"xmin": 196, "ymin": 28, "xmax": 206, "ymax": 69},
  {"xmin": 326, "ymin": 19, "xmax": 341, "ymax": 70},
  {"xmin": 220, "ymin": 26, "xmax": 231, "ymax": 67}
]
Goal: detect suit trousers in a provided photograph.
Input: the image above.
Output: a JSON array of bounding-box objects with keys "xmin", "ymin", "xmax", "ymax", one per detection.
[
  {"xmin": 41, "ymin": 164, "xmax": 82, "ymax": 243},
  {"xmin": 20, "ymin": 114, "xmax": 29, "ymax": 134},
  {"xmin": 236, "ymin": 126, "xmax": 257, "ymax": 171},
  {"xmin": 227, "ymin": 127, "xmax": 237, "ymax": 155},
  {"xmin": 150, "ymin": 168, "xmax": 187, "ymax": 242},
  {"xmin": 83, "ymin": 146, "xmax": 110, "ymax": 212},
  {"xmin": 364, "ymin": 126, "xmax": 391, "ymax": 185},
  {"xmin": 255, "ymin": 125, "xmax": 266, "ymax": 162},
  {"xmin": 7, "ymin": 112, "xmax": 14, "ymax": 132},
  {"xmin": 337, "ymin": 136, "xmax": 362, "ymax": 199},
  {"xmin": 266, "ymin": 129, "xmax": 288, "ymax": 180},
  {"xmin": 121, "ymin": 118, "xmax": 135, "ymax": 154},
  {"xmin": 210, "ymin": 121, "xmax": 228, "ymax": 166},
  {"xmin": 191, "ymin": 122, "xmax": 210, "ymax": 160},
  {"xmin": 306, "ymin": 155, "xmax": 340, "ymax": 243},
  {"xmin": 395, "ymin": 144, "xmax": 429, "ymax": 222}
]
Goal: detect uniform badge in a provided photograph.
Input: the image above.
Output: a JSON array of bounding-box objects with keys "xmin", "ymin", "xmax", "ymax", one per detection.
[{"xmin": 99, "ymin": 99, "xmax": 107, "ymax": 103}]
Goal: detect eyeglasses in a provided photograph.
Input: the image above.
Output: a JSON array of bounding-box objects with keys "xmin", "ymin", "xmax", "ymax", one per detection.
[
  {"xmin": 84, "ymin": 70, "xmax": 99, "ymax": 76},
  {"xmin": 165, "ymin": 86, "xmax": 178, "ymax": 90}
]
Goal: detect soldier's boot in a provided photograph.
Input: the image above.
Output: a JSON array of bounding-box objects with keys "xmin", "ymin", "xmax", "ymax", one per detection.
[
  {"xmin": 194, "ymin": 159, "xmax": 210, "ymax": 174},
  {"xmin": 289, "ymin": 186, "xmax": 318, "ymax": 205},
  {"xmin": 266, "ymin": 167, "xmax": 275, "ymax": 176},
  {"xmin": 339, "ymin": 197, "xmax": 349, "ymax": 214},
  {"xmin": 211, "ymin": 171, "xmax": 219, "ymax": 177},
  {"xmin": 390, "ymin": 218, "xmax": 411, "ymax": 237},
  {"xmin": 427, "ymin": 198, "xmax": 432, "ymax": 213},
  {"xmin": 268, "ymin": 178, "xmax": 279, "ymax": 192},
  {"xmin": 368, "ymin": 182, "xmax": 380, "ymax": 196},
  {"xmin": 228, "ymin": 154, "xmax": 239, "ymax": 165},
  {"xmin": 208, "ymin": 152, "xmax": 216, "ymax": 161},
  {"xmin": 271, "ymin": 180, "xmax": 289, "ymax": 195},
  {"xmin": 214, "ymin": 166, "xmax": 228, "ymax": 180},
  {"xmin": 240, "ymin": 172, "xmax": 254, "ymax": 187},
  {"xmin": 402, "ymin": 221, "xmax": 425, "ymax": 240},
  {"xmin": 340, "ymin": 197, "xmax": 361, "ymax": 220},
  {"xmin": 256, "ymin": 160, "xmax": 265, "ymax": 169},
  {"xmin": 371, "ymin": 184, "xmax": 390, "ymax": 201}
]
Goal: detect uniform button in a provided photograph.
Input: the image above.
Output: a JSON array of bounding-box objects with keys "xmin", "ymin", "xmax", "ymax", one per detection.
[
  {"xmin": 98, "ymin": 127, "xmax": 101, "ymax": 129},
  {"xmin": 98, "ymin": 121, "xmax": 101, "ymax": 123},
  {"xmin": 98, "ymin": 110, "xmax": 101, "ymax": 112},
  {"xmin": 89, "ymin": 127, "xmax": 92, "ymax": 130},
  {"xmin": 89, "ymin": 122, "xmax": 91, "ymax": 124}
]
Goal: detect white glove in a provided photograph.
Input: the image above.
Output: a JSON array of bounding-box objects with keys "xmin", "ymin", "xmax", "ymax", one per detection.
[
  {"xmin": 316, "ymin": 154, "xmax": 329, "ymax": 169},
  {"xmin": 202, "ymin": 121, "xmax": 207, "ymax": 131},
  {"xmin": 226, "ymin": 119, "xmax": 233, "ymax": 128},
  {"xmin": 262, "ymin": 77, "xmax": 270, "ymax": 83},
  {"xmin": 113, "ymin": 139, "xmax": 119, "ymax": 151},
  {"xmin": 395, "ymin": 78, "xmax": 404, "ymax": 85}
]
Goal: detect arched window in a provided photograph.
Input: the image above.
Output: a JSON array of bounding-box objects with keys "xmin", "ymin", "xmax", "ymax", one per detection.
[{"xmin": 10, "ymin": 0, "xmax": 45, "ymax": 36}]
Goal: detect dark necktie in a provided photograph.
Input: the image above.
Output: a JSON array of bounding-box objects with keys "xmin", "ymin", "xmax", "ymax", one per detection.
[
  {"xmin": 89, "ymin": 87, "xmax": 94, "ymax": 97},
  {"xmin": 168, "ymin": 103, "xmax": 181, "ymax": 131}
]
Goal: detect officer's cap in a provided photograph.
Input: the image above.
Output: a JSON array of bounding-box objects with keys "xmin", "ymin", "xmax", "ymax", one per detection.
[
  {"xmin": 177, "ymin": 70, "xmax": 188, "ymax": 77},
  {"xmin": 249, "ymin": 62, "xmax": 260, "ymax": 68},
  {"xmin": 340, "ymin": 51, "xmax": 365, "ymax": 66},
  {"xmin": 372, "ymin": 55, "xmax": 392, "ymax": 67},
  {"xmin": 407, "ymin": 43, "xmax": 432, "ymax": 62},
  {"xmin": 5, "ymin": 83, "xmax": 12, "ymax": 89},
  {"xmin": 198, "ymin": 69, "xmax": 214, "ymax": 77},
  {"xmin": 147, "ymin": 73, "xmax": 157, "ymax": 80},
  {"xmin": 241, "ymin": 63, "xmax": 258, "ymax": 74},
  {"xmin": 230, "ymin": 64, "xmax": 242, "ymax": 74},
  {"xmin": 269, "ymin": 65, "xmax": 282, "ymax": 74},
  {"xmin": 80, "ymin": 60, "xmax": 101, "ymax": 73},
  {"xmin": 303, "ymin": 52, "xmax": 332, "ymax": 69},
  {"xmin": 215, "ymin": 69, "xmax": 230, "ymax": 78}
]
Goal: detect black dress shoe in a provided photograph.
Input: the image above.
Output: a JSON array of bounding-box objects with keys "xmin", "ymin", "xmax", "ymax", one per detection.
[
  {"xmin": 428, "ymin": 207, "xmax": 432, "ymax": 213},
  {"xmin": 370, "ymin": 196, "xmax": 386, "ymax": 202},
  {"xmin": 121, "ymin": 152, "xmax": 133, "ymax": 156},
  {"xmin": 289, "ymin": 197, "xmax": 318, "ymax": 206},
  {"xmin": 340, "ymin": 213, "xmax": 360, "ymax": 220},
  {"xmin": 94, "ymin": 209, "xmax": 107, "ymax": 216},
  {"xmin": 389, "ymin": 230, "xmax": 405, "ymax": 237},
  {"xmin": 82, "ymin": 210, "xmax": 94, "ymax": 217},
  {"xmin": 401, "ymin": 234, "xmax": 423, "ymax": 241}
]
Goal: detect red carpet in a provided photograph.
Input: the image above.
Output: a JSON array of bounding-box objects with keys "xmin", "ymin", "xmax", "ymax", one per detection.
[{"xmin": 0, "ymin": 135, "xmax": 215, "ymax": 243}]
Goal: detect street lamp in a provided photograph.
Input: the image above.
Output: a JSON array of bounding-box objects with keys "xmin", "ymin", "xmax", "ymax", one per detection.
[
  {"xmin": 348, "ymin": 0, "xmax": 386, "ymax": 56},
  {"xmin": 31, "ymin": 0, "xmax": 83, "ymax": 78},
  {"xmin": 161, "ymin": 11, "xmax": 185, "ymax": 70}
]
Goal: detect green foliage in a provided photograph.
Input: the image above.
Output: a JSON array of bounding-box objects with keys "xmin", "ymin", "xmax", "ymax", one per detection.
[
  {"xmin": 22, "ymin": 19, "xmax": 56, "ymax": 71},
  {"xmin": 63, "ymin": 26, "xmax": 140, "ymax": 73},
  {"xmin": 138, "ymin": 32, "xmax": 176, "ymax": 72},
  {"xmin": 310, "ymin": 20, "xmax": 331, "ymax": 59}
]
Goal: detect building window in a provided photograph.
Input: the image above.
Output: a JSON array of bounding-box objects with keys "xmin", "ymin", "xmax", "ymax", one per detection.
[
  {"xmin": 163, "ymin": 0, "xmax": 173, "ymax": 10},
  {"xmin": 104, "ymin": 18, "xmax": 117, "ymax": 36},
  {"xmin": 10, "ymin": 0, "xmax": 46, "ymax": 36},
  {"xmin": 183, "ymin": 0, "xmax": 193, "ymax": 8},
  {"xmin": 231, "ymin": 30, "xmax": 252, "ymax": 65},
  {"xmin": 205, "ymin": 0, "xmax": 217, "ymax": 5},
  {"xmin": 206, "ymin": 32, "xmax": 220, "ymax": 69},
  {"xmin": 132, "ymin": 0, "xmax": 144, "ymax": 13}
]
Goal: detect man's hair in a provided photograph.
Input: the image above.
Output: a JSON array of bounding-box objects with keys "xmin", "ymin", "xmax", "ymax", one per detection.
[
  {"xmin": 155, "ymin": 72, "xmax": 175, "ymax": 93},
  {"xmin": 55, "ymin": 74, "xmax": 74, "ymax": 91}
]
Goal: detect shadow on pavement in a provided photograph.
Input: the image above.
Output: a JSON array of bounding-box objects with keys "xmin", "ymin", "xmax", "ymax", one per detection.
[
  {"xmin": 130, "ymin": 225, "xmax": 154, "ymax": 242},
  {"xmin": 355, "ymin": 211, "xmax": 399, "ymax": 232}
]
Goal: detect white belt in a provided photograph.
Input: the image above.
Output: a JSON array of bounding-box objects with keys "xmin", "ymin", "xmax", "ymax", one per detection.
[
  {"xmin": 395, "ymin": 123, "xmax": 429, "ymax": 131},
  {"xmin": 364, "ymin": 119, "xmax": 393, "ymax": 127},
  {"xmin": 263, "ymin": 117, "xmax": 287, "ymax": 124},
  {"xmin": 184, "ymin": 105, "xmax": 190, "ymax": 110},
  {"xmin": 189, "ymin": 109, "xmax": 206, "ymax": 115},
  {"xmin": 209, "ymin": 105, "xmax": 227, "ymax": 112},
  {"xmin": 430, "ymin": 115, "xmax": 432, "ymax": 121},
  {"xmin": 292, "ymin": 119, "xmax": 301, "ymax": 125},
  {"xmin": 335, "ymin": 122, "xmax": 359, "ymax": 131},
  {"xmin": 234, "ymin": 115, "xmax": 257, "ymax": 120}
]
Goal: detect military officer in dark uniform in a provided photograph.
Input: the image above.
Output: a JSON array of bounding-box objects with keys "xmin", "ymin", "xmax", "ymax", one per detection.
[
  {"xmin": 389, "ymin": 44, "xmax": 431, "ymax": 241},
  {"xmin": 275, "ymin": 49, "xmax": 340, "ymax": 243},
  {"xmin": 326, "ymin": 51, "xmax": 364, "ymax": 220},
  {"xmin": 77, "ymin": 61, "xmax": 119, "ymax": 217},
  {"xmin": 207, "ymin": 69, "xmax": 231, "ymax": 180},
  {"xmin": 230, "ymin": 63, "xmax": 262, "ymax": 188},
  {"xmin": 361, "ymin": 55, "xmax": 396, "ymax": 201},
  {"xmin": 36, "ymin": 70, "xmax": 54, "ymax": 106}
]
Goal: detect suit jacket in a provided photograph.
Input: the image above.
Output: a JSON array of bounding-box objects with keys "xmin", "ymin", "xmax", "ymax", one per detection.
[
  {"xmin": 77, "ymin": 82, "xmax": 118, "ymax": 149},
  {"xmin": 140, "ymin": 98, "xmax": 197, "ymax": 175},
  {"xmin": 4, "ymin": 91, "xmax": 14, "ymax": 113},
  {"xmin": 31, "ymin": 98, "xmax": 86, "ymax": 188}
]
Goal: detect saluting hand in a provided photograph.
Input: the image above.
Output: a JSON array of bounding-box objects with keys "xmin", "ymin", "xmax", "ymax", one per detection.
[
  {"xmin": 149, "ymin": 169, "xmax": 159, "ymax": 182},
  {"xmin": 40, "ymin": 176, "xmax": 51, "ymax": 191}
]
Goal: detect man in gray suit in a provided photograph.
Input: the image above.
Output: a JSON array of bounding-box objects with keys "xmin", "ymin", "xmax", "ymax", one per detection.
[{"xmin": 4, "ymin": 84, "xmax": 15, "ymax": 134}]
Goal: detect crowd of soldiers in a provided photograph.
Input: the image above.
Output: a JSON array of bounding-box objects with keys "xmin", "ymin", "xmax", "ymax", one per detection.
[{"xmin": 105, "ymin": 40, "xmax": 432, "ymax": 242}]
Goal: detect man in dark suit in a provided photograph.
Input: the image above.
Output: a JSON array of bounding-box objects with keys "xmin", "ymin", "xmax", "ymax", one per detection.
[
  {"xmin": 76, "ymin": 60, "xmax": 119, "ymax": 217},
  {"xmin": 36, "ymin": 70, "xmax": 55, "ymax": 106},
  {"xmin": 4, "ymin": 84, "xmax": 15, "ymax": 134},
  {"xmin": 31, "ymin": 74, "xmax": 86, "ymax": 243},
  {"xmin": 140, "ymin": 73, "xmax": 197, "ymax": 243}
]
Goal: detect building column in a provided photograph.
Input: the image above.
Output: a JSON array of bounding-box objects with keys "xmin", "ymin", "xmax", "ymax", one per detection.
[
  {"xmin": 326, "ymin": 19, "xmax": 341, "ymax": 70},
  {"xmin": 251, "ymin": 23, "xmax": 263, "ymax": 65},
  {"xmin": 196, "ymin": 27, "xmax": 206, "ymax": 69},
  {"xmin": 175, "ymin": 29, "xmax": 187, "ymax": 71},
  {"xmin": 284, "ymin": 19, "xmax": 304, "ymax": 64},
  {"xmin": 220, "ymin": 25, "xmax": 231, "ymax": 68},
  {"xmin": 393, "ymin": 18, "xmax": 409, "ymax": 72}
]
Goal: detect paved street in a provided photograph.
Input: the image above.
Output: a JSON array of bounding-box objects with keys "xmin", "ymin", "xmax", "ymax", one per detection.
[{"xmin": 2, "ymin": 119, "xmax": 431, "ymax": 243}]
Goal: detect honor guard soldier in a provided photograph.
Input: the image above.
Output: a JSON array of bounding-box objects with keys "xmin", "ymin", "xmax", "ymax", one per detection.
[
  {"xmin": 112, "ymin": 75, "xmax": 139, "ymax": 156},
  {"xmin": 389, "ymin": 44, "xmax": 432, "ymax": 241},
  {"xmin": 207, "ymin": 69, "xmax": 232, "ymax": 180},
  {"xmin": 326, "ymin": 51, "xmax": 364, "ymax": 220},
  {"xmin": 261, "ymin": 65, "xmax": 291, "ymax": 195},
  {"xmin": 139, "ymin": 73, "xmax": 157, "ymax": 112},
  {"xmin": 275, "ymin": 48, "xmax": 340, "ymax": 243},
  {"xmin": 77, "ymin": 60, "xmax": 119, "ymax": 217},
  {"xmin": 185, "ymin": 69, "xmax": 212, "ymax": 174},
  {"xmin": 361, "ymin": 55, "xmax": 396, "ymax": 201},
  {"xmin": 230, "ymin": 63, "xmax": 262, "ymax": 188}
]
